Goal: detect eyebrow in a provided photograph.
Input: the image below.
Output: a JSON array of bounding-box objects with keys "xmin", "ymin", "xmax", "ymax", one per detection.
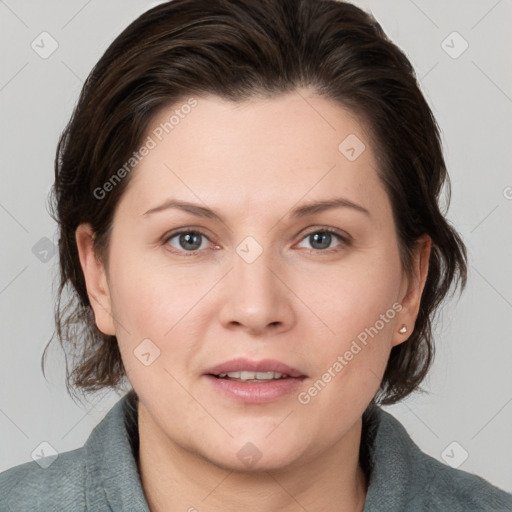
[{"xmin": 143, "ymin": 197, "xmax": 371, "ymax": 221}]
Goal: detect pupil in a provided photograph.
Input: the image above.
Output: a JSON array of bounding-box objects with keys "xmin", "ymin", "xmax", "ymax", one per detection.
[
  {"xmin": 180, "ymin": 232, "xmax": 202, "ymax": 250},
  {"xmin": 310, "ymin": 232, "xmax": 331, "ymax": 250}
]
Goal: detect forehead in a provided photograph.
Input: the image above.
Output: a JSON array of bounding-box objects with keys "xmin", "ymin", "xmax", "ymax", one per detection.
[{"xmin": 119, "ymin": 91, "xmax": 390, "ymax": 223}]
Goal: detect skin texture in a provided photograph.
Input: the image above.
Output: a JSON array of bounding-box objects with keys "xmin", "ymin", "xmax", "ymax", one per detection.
[{"xmin": 76, "ymin": 89, "xmax": 431, "ymax": 512}]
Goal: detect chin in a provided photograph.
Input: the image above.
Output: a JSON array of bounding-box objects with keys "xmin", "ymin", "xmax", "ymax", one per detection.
[{"xmin": 198, "ymin": 437, "xmax": 305, "ymax": 474}]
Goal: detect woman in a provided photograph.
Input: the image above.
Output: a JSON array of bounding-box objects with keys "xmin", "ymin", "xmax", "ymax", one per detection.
[{"xmin": 1, "ymin": 0, "xmax": 510, "ymax": 510}]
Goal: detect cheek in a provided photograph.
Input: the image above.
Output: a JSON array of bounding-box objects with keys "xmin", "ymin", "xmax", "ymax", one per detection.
[
  {"xmin": 107, "ymin": 246, "xmax": 205, "ymax": 335},
  {"xmin": 109, "ymin": 273, "xmax": 167, "ymax": 333},
  {"xmin": 106, "ymin": 253, "xmax": 213, "ymax": 374},
  {"xmin": 299, "ymin": 249, "xmax": 402, "ymax": 337},
  {"xmin": 294, "ymin": 249, "xmax": 401, "ymax": 395}
]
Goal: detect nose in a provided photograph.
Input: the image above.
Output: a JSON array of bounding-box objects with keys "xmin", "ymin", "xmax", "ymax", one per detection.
[{"xmin": 217, "ymin": 244, "xmax": 296, "ymax": 336}]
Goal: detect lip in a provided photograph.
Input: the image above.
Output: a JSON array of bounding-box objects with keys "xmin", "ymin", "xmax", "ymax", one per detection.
[
  {"xmin": 204, "ymin": 358, "xmax": 306, "ymax": 378},
  {"xmin": 203, "ymin": 358, "xmax": 307, "ymax": 404}
]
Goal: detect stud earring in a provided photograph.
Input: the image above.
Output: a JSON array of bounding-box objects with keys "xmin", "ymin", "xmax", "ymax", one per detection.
[{"xmin": 398, "ymin": 324, "xmax": 407, "ymax": 334}]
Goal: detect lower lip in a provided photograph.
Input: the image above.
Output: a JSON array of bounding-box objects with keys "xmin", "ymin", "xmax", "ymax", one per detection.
[{"xmin": 204, "ymin": 375, "xmax": 306, "ymax": 403}]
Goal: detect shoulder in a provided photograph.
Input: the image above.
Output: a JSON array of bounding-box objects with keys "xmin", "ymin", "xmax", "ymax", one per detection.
[
  {"xmin": 409, "ymin": 448, "xmax": 512, "ymax": 511},
  {"xmin": 364, "ymin": 406, "xmax": 512, "ymax": 511},
  {"xmin": 0, "ymin": 447, "xmax": 87, "ymax": 512},
  {"xmin": 0, "ymin": 392, "xmax": 148, "ymax": 512}
]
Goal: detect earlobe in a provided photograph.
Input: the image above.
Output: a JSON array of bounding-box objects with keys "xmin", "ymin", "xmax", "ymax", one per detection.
[
  {"xmin": 393, "ymin": 234, "xmax": 432, "ymax": 346},
  {"xmin": 75, "ymin": 224, "xmax": 116, "ymax": 336}
]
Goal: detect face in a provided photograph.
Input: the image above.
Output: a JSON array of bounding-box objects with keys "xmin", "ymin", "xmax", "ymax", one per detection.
[{"xmin": 78, "ymin": 90, "xmax": 429, "ymax": 473}]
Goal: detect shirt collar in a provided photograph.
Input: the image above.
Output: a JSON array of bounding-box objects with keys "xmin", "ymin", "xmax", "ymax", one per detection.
[
  {"xmin": 361, "ymin": 403, "xmax": 414, "ymax": 511},
  {"xmin": 84, "ymin": 390, "xmax": 149, "ymax": 511}
]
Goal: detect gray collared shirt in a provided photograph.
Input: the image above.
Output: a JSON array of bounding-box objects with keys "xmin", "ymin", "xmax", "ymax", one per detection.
[{"xmin": 1, "ymin": 392, "xmax": 511, "ymax": 511}]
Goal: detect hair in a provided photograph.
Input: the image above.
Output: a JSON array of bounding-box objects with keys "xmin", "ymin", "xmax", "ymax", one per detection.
[{"xmin": 42, "ymin": 0, "xmax": 467, "ymax": 406}]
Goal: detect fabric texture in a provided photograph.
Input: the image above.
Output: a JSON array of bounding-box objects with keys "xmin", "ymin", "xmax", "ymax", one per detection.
[{"xmin": 1, "ymin": 392, "xmax": 511, "ymax": 511}]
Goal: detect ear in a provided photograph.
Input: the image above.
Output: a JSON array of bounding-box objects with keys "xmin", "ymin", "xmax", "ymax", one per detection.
[
  {"xmin": 392, "ymin": 234, "xmax": 432, "ymax": 347},
  {"xmin": 75, "ymin": 224, "xmax": 116, "ymax": 336}
]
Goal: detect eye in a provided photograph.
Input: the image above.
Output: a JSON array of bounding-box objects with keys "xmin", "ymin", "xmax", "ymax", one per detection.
[
  {"xmin": 163, "ymin": 227, "xmax": 349, "ymax": 256},
  {"xmin": 296, "ymin": 228, "xmax": 349, "ymax": 252},
  {"xmin": 165, "ymin": 230, "xmax": 212, "ymax": 254}
]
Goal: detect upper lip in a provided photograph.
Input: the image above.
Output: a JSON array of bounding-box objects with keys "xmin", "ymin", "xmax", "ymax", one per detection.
[{"xmin": 204, "ymin": 358, "xmax": 307, "ymax": 378}]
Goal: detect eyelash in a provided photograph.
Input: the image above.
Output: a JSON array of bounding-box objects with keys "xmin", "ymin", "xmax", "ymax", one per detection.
[{"xmin": 162, "ymin": 226, "xmax": 350, "ymax": 257}]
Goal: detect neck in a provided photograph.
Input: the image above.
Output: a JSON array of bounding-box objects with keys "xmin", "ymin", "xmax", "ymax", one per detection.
[{"xmin": 137, "ymin": 402, "xmax": 368, "ymax": 512}]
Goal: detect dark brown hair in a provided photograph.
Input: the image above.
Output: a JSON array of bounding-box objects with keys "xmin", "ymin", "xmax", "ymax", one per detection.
[{"xmin": 42, "ymin": 0, "xmax": 467, "ymax": 405}]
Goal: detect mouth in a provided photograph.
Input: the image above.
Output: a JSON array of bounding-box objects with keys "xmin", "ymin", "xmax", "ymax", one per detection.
[
  {"xmin": 204, "ymin": 357, "xmax": 307, "ymax": 380},
  {"xmin": 213, "ymin": 370, "xmax": 293, "ymax": 382},
  {"xmin": 203, "ymin": 358, "xmax": 307, "ymax": 403}
]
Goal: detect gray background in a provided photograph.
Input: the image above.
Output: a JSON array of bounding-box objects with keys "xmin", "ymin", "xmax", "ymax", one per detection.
[{"xmin": 1, "ymin": 0, "xmax": 511, "ymax": 492}]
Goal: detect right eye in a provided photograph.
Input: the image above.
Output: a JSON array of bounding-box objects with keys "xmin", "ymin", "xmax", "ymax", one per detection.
[{"xmin": 164, "ymin": 230, "xmax": 212, "ymax": 255}]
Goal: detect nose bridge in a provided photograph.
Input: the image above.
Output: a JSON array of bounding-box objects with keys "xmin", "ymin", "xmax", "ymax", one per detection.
[
  {"xmin": 218, "ymin": 234, "xmax": 295, "ymax": 333},
  {"xmin": 233, "ymin": 235, "xmax": 279, "ymax": 308}
]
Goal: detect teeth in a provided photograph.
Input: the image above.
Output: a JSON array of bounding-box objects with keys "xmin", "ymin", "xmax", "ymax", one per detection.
[{"xmin": 217, "ymin": 371, "xmax": 288, "ymax": 380}]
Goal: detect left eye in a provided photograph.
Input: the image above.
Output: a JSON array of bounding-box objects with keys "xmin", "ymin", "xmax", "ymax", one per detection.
[
  {"xmin": 166, "ymin": 231, "xmax": 210, "ymax": 252},
  {"xmin": 296, "ymin": 229, "xmax": 346, "ymax": 251}
]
